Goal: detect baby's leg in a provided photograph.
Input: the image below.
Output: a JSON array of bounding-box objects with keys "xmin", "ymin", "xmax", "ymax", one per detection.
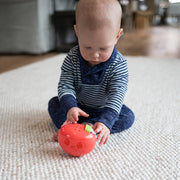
[
  {"xmin": 48, "ymin": 96, "xmax": 66, "ymax": 129},
  {"xmin": 111, "ymin": 105, "xmax": 135, "ymax": 133},
  {"xmin": 48, "ymin": 96, "xmax": 67, "ymax": 142}
]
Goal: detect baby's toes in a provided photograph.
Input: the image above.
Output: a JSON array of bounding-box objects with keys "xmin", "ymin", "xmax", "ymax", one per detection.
[{"xmin": 52, "ymin": 132, "xmax": 58, "ymax": 142}]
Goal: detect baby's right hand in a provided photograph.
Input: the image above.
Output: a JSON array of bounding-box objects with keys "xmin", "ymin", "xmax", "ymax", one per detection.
[{"xmin": 62, "ymin": 107, "xmax": 89, "ymax": 126}]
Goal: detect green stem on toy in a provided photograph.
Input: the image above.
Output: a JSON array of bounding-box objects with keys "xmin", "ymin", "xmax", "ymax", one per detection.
[{"xmin": 85, "ymin": 124, "xmax": 96, "ymax": 135}]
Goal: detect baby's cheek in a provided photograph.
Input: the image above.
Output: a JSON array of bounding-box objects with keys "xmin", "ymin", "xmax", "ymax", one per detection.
[
  {"xmin": 101, "ymin": 53, "xmax": 112, "ymax": 62},
  {"xmin": 81, "ymin": 51, "xmax": 89, "ymax": 60}
]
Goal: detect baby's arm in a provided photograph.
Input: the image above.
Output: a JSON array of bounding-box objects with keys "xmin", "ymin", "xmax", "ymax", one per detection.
[{"xmin": 62, "ymin": 107, "xmax": 89, "ymax": 126}]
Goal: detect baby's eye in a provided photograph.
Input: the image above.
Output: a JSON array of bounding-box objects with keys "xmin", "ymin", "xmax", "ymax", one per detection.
[
  {"xmin": 100, "ymin": 48, "xmax": 107, "ymax": 51},
  {"xmin": 85, "ymin": 47, "xmax": 91, "ymax": 50}
]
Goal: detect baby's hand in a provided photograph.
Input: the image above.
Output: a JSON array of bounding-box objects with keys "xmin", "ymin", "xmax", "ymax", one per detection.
[
  {"xmin": 93, "ymin": 122, "xmax": 110, "ymax": 146},
  {"xmin": 62, "ymin": 107, "xmax": 89, "ymax": 126}
]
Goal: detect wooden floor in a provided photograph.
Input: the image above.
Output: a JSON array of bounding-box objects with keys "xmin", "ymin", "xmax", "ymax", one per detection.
[
  {"xmin": 0, "ymin": 26, "xmax": 180, "ymax": 73},
  {"xmin": 0, "ymin": 52, "xmax": 58, "ymax": 74},
  {"xmin": 116, "ymin": 26, "xmax": 180, "ymax": 58}
]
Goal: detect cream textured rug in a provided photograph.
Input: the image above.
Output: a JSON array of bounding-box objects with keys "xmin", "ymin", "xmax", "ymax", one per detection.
[{"xmin": 0, "ymin": 55, "xmax": 179, "ymax": 180}]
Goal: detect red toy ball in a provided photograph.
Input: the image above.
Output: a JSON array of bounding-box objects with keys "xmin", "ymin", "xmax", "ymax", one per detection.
[{"xmin": 58, "ymin": 123, "xmax": 97, "ymax": 156}]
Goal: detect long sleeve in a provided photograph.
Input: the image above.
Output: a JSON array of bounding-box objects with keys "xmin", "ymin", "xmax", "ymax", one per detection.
[
  {"xmin": 104, "ymin": 59, "xmax": 128, "ymax": 113},
  {"xmin": 58, "ymin": 49, "xmax": 78, "ymax": 113}
]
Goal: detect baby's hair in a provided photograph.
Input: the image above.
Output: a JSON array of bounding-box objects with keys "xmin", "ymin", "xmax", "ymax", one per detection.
[{"xmin": 75, "ymin": 0, "xmax": 122, "ymax": 32}]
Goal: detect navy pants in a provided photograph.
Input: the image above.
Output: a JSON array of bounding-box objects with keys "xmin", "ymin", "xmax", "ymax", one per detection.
[{"xmin": 48, "ymin": 96, "xmax": 135, "ymax": 133}]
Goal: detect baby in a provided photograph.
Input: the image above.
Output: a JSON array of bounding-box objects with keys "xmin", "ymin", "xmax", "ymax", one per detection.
[{"xmin": 48, "ymin": 0, "xmax": 135, "ymax": 146}]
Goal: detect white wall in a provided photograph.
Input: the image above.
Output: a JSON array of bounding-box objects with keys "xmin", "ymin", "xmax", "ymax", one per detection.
[
  {"xmin": 169, "ymin": 3, "xmax": 180, "ymax": 15},
  {"xmin": 54, "ymin": 0, "xmax": 77, "ymax": 11}
]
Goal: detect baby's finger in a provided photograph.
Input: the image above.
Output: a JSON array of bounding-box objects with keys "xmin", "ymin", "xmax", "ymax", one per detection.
[
  {"xmin": 97, "ymin": 131, "xmax": 103, "ymax": 141},
  {"xmin": 79, "ymin": 109, "xmax": 89, "ymax": 117},
  {"xmin": 62, "ymin": 120, "xmax": 71, "ymax": 126},
  {"xmin": 104, "ymin": 135, "xmax": 109, "ymax": 145},
  {"xmin": 99, "ymin": 135, "xmax": 106, "ymax": 146},
  {"xmin": 94, "ymin": 126, "xmax": 102, "ymax": 134},
  {"xmin": 72, "ymin": 113, "xmax": 79, "ymax": 122}
]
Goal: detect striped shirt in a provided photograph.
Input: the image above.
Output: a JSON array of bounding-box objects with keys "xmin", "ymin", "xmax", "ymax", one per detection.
[{"xmin": 58, "ymin": 45, "xmax": 128, "ymax": 130}]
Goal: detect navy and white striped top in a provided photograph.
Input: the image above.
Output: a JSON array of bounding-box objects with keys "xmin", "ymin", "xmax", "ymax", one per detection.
[{"xmin": 58, "ymin": 45, "xmax": 128, "ymax": 130}]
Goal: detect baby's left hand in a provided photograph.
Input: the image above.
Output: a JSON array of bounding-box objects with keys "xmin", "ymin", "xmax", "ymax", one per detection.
[{"xmin": 93, "ymin": 122, "xmax": 110, "ymax": 146}]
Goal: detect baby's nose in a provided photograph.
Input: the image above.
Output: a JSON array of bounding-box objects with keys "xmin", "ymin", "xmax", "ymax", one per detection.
[{"xmin": 92, "ymin": 51, "xmax": 99, "ymax": 58}]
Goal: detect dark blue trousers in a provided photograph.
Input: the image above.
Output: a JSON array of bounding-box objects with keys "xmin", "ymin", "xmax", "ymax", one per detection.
[{"xmin": 48, "ymin": 96, "xmax": 135, "ymax": 133}]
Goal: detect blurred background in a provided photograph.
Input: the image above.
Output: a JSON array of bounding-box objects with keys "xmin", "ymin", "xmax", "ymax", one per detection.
[{"xmin": 0, "ymin": 0, "xmax": 180, "ymax": 73}]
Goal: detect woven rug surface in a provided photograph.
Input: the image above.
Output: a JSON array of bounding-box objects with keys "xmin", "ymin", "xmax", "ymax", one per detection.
[{"xmin": 0, "ymin": 55, "xmax": 179, "ymax": 180}]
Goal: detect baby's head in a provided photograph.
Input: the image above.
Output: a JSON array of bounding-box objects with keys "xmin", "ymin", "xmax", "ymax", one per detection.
[{"xmin": 74, "ymin": 0, "xmax": 123, "ymax": 67}]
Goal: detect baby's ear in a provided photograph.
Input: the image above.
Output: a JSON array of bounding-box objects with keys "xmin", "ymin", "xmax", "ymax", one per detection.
[
  {"xmin": 74, "ymin": 25, "xmax": 78, "ymax": 37},
  {"xmin": 115, "ymin": 28, "xmax": 123, "ymax": 43}
]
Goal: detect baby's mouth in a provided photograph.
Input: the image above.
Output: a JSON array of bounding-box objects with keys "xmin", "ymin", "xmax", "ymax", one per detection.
[{"xmin": 91, "ymin": 60, "xmax": 99, "ymax": 64}]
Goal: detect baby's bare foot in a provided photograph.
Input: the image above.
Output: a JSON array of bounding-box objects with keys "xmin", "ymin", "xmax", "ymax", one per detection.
[{"xmin": 52, "ymin": 132, "xmax": 58, "ymax": 142}]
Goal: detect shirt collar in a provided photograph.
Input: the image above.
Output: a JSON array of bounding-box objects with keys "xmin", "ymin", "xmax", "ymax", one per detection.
[{"xmin": 78, "ymin": 46, "xmax": 117, "ymax": 74}]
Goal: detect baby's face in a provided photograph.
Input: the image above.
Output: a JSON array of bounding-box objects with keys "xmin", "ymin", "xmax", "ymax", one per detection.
[{"xmin": 76, "ymin": 25, "xmax": 121, "ymax": 68}]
